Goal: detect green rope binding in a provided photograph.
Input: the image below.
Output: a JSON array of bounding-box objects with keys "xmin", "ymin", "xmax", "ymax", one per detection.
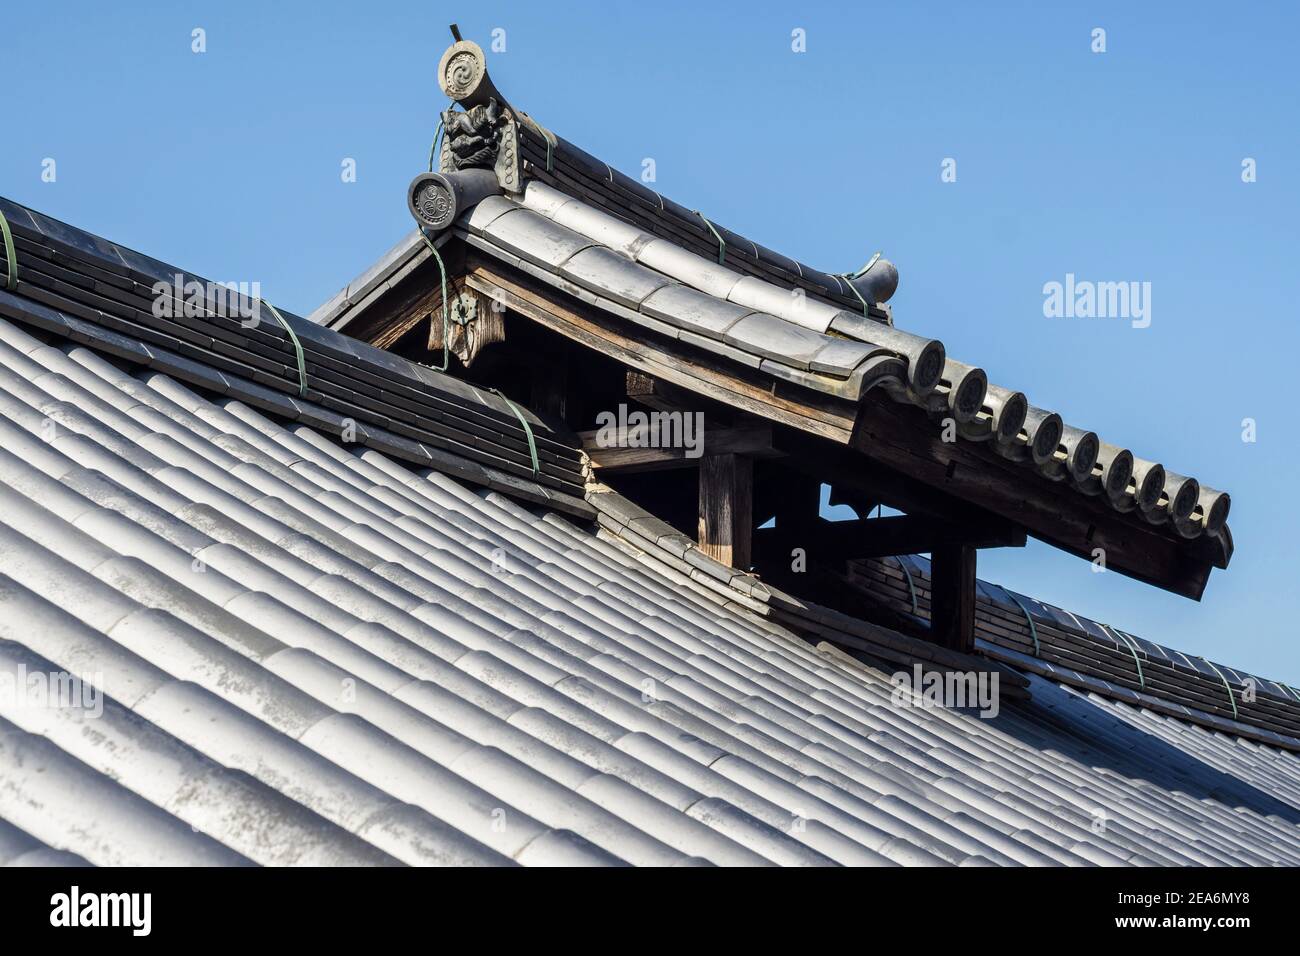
[
  {"xmin": 838, "ymin": 251, "xmax": 881, "ymax": 317},
  {"xmin": 695, "ymin": 212, "xmax": 725, "ymax": 265},
  {"xmin": 891, "ymin": 556, "xmax": 918, "ymax": 616},
  {"xmin": 414, "ymin": 226, "xmax": 535, "ymax": 475},
  {"xmin": 264, "ymin": 301, "xmax": 307, "ymax": 398},
  {"xmin": 1006, "ymin": 591, "xmax": 1040, "ymax": 657},
  {"xmin": 1103, "ymin": 624, "xmax": 1145, "ymax": 689},
  {"xmin": 840, "ymin": 277, "xmax": 869, "ymax": 316},
  {"xmin": 414, "ymin": 214, "xmax": 535, "ymax": 474},
  {"xmin": 419, "ymin": 229, "xmax": 452, "ymax": 372},
  {"xmin": 524, "ymin": 115, "xmax": 557, "ymax": 173},
  {"xmin": 491, "ymin": 388, "xmax": 539, "ymax": 474},
  {"xmin": 428, "ymin": 100, "xmax": 458, "ymax": 173},
  {"xmin": 0, "ymin": 207, "xmax": 17, "ymax": 291},
  {"xmin": 1199, "ymin": 657, "xmax": 1239, "ymax": 720}
]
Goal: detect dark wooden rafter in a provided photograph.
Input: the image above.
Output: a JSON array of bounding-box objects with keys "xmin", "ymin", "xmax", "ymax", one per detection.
[
  {"xmin": 625, "ymin": 370, "xmax": 698, "ymax": 415},
  {"xmin": 580, "ymin": 424, "xmax": 779, "ymax": 473},
  {"xmin": 754, "ymin": 513, "xmax": 1025, "ymax": 561},
  {"xmin": 753, "ymin": 509, "xmax": 1022, "ymax": 654},
  {"xmin": 340, "ymin": 245, "xmax": 466, "ymax": 350}
]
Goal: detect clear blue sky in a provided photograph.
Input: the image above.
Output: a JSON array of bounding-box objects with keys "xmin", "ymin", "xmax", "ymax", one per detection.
[{"xmin": 3, "ymin": 2, "xmax": 1296, "ymax": 681}]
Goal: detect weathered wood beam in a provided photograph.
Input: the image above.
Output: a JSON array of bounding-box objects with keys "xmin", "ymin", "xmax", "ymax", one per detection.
[
  {"xmin": 463, "ymin": 259, "xmax": 857, "ymax": 442},
  {"xmin": 580, "ymin": 424, "xmax": 780, "ymax": 473},
  {"xmin": 929, "ymin": 540, "xmax": 977, "ymax": 653},
  {"xmin": 753, "ymin": 513, "xmax": 1025, "ymax": 562},
  {"xmin": 623, "ymin": 371, "xmax": 711, "ymax": 418},
  {"xmin": 699, "ymin": 454, "xmax": 753, "ymax": 570}
]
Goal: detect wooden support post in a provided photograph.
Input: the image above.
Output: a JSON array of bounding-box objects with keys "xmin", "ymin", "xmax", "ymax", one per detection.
[
  {"xmin": 698, "ymin": 454, "xmax": 753, "ymax": 570},
  {"xmin": 929, "ymin": 541, "xmax": 977, "ymax": 653}
]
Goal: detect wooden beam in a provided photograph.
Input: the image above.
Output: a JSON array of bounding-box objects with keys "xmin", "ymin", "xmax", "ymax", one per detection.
[
  {"xmin": 774, "ymin": 420, "xmax": 1222, "ymax": 601},
  {"xmin": 753, "ymin": 513, "xmax": 1025, "ymax": 562},
  {"xmin": 623, "ymin": 371, "xmax": 710, "ymax": 418},
  {"xmin": 827, "ymin": 484, "xmax": 880, "ymax": 520},
  {"xmin": 463, "ymin": 259, "xmax": 857, "ymax": 442},
  {"xmin": 770, "ymin": 471, "xmax": 822, "ymax": 532},
  {"xmin": 580, "ymin": 424, "xmax": 780, "ymax": 473},
  {"xmin": 699, "ymin": 454, "xmax": 753, "ymax": 570},
  {"xmin": 929, "ymin": 540, "xmax": 977, "ymax": 653}
]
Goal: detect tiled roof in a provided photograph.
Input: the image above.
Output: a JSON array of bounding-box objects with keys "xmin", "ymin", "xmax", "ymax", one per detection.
[
  {"xmin": 850, "ymin": 555, "xmax": 1300, "ymax": 748},
  {"xmin": 0, "ymin": 196, "xmax": 589, "ymax": 512},
  {"xmin": 0, "ymin": 305, "xmax": 1298, "ymax": 866},
  {"xmin": 590, "ymin": 492, "xmax": 1300, "ymax": 750}
]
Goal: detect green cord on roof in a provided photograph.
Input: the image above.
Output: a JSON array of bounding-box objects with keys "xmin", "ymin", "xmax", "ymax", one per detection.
[
  {"xmin": 522, "ymin": 115, "xmax": 558, "ymax": 173},
  {"xmin": 1105, "ymin": 624, "xmax": 1145, "ymax": 689},
  {"xmin": 1200, "ymin": 657, "xmax": 1240, "ymax": 720},
  {"xmin": 892, "ymin": 556, "xmax": 918, "ymax": 616},
  {"xmin": 0, "ymin": 207, "xmax": 17, "ymax": 291},
  {"xmin": 1006, "ymin": 591, "xmax": 1040, "ymax": 657},
  {"xmin": 419, "ymin": 228, "xmax": 452, "ymax": 372},
  {"xmin": 838, "ymin": 251, "xmax": 881, "ymax": 317},
  {"xmin": 540, "ymin": 125, "xmax": 556, "ymax": 173},
  {"xmin": 840, "ymin": 277, "xmax": 869, "ymax": 317},
  {"xmin": 491, "ymin": 388, "xmax": 540, "ymax": 475},
  {"xmin": 264, "ymin": 301, "xmax": 307, "ymax": 398},
  {"xmin": 413, "ymin": 221, "xmax": 536, "ymax": 474},
  {"xmin": 695, "ymin": 211, "xmax": 725, "ymax": 265},
  {"xmin": 428, "ymin": 100, "xmax": 458, "ymax": 173}
]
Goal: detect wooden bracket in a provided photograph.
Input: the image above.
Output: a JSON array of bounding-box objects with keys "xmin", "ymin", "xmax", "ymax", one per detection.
[{"xmin": 427, "ymin": 282, "xmax": 505, "ymax": 368}]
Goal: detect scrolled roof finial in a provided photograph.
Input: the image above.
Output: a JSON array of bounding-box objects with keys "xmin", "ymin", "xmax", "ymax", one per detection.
[{"xmin": 437, "ymin": 39, "xmax": 504, "ymax": 109}]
